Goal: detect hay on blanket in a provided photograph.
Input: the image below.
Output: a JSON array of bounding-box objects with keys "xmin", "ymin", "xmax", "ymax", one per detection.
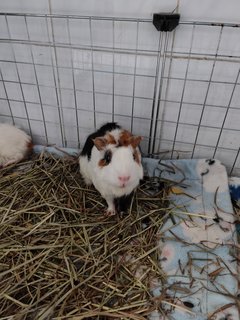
[{"xmin": 0, "ymin": 153, "xmax": 170, "ymax": 319}]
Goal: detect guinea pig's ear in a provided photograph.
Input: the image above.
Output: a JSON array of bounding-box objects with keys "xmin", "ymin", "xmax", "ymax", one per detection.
[
  {"xmin": 130, "ymin": 136, "xmax": 142, "ymax": 148},
  {"xmin": 92, "ymin": 137, "xmax": 107, "ymax": 151}
]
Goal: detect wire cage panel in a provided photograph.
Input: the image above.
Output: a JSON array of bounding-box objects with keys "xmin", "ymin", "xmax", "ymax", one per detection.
[{"xmin": 0, "ymin": 13, "xmax": 239, "ymax": 175}]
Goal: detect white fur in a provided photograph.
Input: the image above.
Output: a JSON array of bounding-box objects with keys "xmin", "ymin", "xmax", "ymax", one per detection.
[
  {"xmin": 79, "ymin": 129, "xmax": 143, "ymax": 214},
  {"xmin": 0, "ymin": 123, "xmax": 32, "ymax": 167}
]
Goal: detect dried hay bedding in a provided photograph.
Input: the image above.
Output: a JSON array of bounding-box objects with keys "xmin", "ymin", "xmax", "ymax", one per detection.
[{"xmin": 0, "ymin": 153, "xmax": 169, "ymax": 319}]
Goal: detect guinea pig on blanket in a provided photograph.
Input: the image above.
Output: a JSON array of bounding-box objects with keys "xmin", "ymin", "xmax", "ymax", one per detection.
[
  {"xmin": 0, "ymin": 123, "xmax": 33, "ymax": 168},
  {"xmin": 79, "ymin": 122, "xmax": 143, "ymax": 216}
]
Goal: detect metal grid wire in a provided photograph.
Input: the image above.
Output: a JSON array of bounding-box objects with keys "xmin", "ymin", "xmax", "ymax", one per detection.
[{"xmin": 0, "ymin": 13, "xmax": 240, "ymax": 175}]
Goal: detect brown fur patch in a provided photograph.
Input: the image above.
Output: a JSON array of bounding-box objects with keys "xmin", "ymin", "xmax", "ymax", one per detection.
[
  {"xmin": 98, "ymin": 159, "xmax": 106, "ymax": 167},
  {"xmin": 106, "ymin": 134, "xmax": 116, "ymax": 145},
  {"xmin": 25, "ymin": 140, "xmax": 33, "ymax": 158},
  {"xmin": 27, "ymin": 140, "xmax": 33, "ymax": 150},
  {"xmin": 98, "ymin": 150, "xmax": 112, "ymax": 168},
  {"xmin": 119, "ymin": 130, "xmax": 142, "ymax": 165},
  {"xmin": 119, "ymin": 130, "xmax": 133, "ymax": 147},
  {"xmin": 119, "ymin": 130, "xmax": 142, "ymax": 149},
  {"xmin": 93, "ymin": 137, "xmax": 107, "ymax": 150},
  {"xmin": 133, "ymin": 149, "xmax": 141, "ymax": 164},
  {"xmin": 93, "ymin": 134, "xmax": 116, "ymax": 151},
  {"xmin": 130, "ymin": 136, "xmax": 142, "ymax": 149}
]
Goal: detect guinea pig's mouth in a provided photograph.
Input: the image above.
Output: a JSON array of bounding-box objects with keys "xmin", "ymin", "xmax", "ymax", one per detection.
[
  {"xmin": 115, "ymin": 182, "xmax": 127, "ymax": 189},
  {"xmin": 119, "ymin": 181, "xmax": 133, "ymax": 188}
]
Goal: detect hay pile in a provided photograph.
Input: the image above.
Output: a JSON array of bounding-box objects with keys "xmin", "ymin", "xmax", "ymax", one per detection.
[{"xmin": 0, "ymin": 153, "xmax": 169, "ymax": 319}]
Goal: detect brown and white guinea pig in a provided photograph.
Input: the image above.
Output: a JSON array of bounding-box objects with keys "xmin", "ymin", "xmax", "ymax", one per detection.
[
  {"xmin": 79, "ymin": 122, "xmax": 143, "ymax": 216},
  {"xmin": 0, "ymin": 123, "xmax": 33, "ymax": 168}
]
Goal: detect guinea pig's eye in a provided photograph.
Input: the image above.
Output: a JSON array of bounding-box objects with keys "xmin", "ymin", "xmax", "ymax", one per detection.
[{"xmin": 103, "ymin": 150, "xmax": 112, "ymax": 165}]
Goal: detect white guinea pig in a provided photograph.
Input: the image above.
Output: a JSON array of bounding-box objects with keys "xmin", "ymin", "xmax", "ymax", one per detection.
[
  {"xmin": 0, "ymin": 123, "xmax": 33, "ymax": 168},
  {"xmin": 79, "ymin": 122, "xmax": 143, "ymax": 216}
]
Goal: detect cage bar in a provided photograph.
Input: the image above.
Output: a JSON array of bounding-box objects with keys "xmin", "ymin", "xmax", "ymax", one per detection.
[{"xmin": 0, "ymin": 12, "xmax": 239, "ymax": 175}]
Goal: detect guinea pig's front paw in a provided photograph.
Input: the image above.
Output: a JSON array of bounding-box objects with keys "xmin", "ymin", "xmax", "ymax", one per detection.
[
  {"xmin": 104, "ymin": 208, "xmax": 116, "ymax": 217},
  {"xmin": 104, "ymin": 198, "xmax": 116, "ymax": 217}
]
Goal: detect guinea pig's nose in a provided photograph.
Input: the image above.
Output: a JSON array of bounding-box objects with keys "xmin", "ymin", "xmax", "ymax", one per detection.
[{"xmin": 118, "ymin": 175, "xmax": 130, "ymax": 183}]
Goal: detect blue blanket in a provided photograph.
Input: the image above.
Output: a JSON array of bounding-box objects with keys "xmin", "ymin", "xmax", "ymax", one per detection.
[{"xmin": 144, "ymin": 158, "xmax": 239, "ymax": 320}]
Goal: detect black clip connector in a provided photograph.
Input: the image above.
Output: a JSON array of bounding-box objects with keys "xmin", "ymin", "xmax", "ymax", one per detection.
[{"xmin": 153, "ymin": 13, "xmax": 180, "ymax": 32}]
